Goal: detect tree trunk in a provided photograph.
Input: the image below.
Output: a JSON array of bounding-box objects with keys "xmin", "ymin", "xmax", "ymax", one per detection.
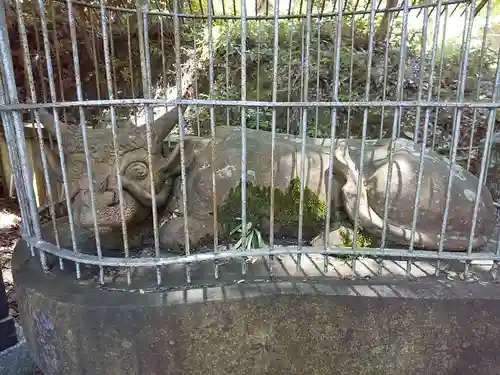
[{"xmin": 375, "ymin": 0, "xmax": 397, "ymax": 42}]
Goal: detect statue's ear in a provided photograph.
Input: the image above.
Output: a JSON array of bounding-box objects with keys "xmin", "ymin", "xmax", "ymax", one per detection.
[
  {"xmin": 34, "ymin": 146, "xmax": 65, "ymax": 184},
  {"xmin": 159, "ymin": 139, "xmax": 196, "ymax": 178}
]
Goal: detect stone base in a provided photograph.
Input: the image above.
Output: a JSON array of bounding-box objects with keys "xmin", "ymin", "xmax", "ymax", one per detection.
[
  {"xmin": 0, "ymin": 324, "xmax": 38, "ymax": 375},
  {"xmin": 11, "ymin": 238, "xmax": 500, "ymax": 375}
]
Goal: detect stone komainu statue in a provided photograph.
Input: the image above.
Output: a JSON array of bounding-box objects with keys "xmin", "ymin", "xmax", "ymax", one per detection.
[{"xmin": 35, "ymin": 101, "xmax": 496, "ymax": 255}]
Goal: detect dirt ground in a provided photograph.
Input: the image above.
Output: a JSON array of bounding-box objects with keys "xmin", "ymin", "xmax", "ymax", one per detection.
[
  {"xmin": 0, "ymin": 197, "xmax": 22, "ymax": 322},
  {"xmin": 0, "ymin": 197, "xmax": 44, "ymax": 374}
]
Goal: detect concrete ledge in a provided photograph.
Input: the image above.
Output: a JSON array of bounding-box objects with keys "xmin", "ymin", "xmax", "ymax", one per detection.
[
  {"xmin": 11, "ymin": 238, "xmax": 500, "ymax": 375},
  {"xmin": 0, "ymin": 325, "xmax": 38, "ymax": 375}
]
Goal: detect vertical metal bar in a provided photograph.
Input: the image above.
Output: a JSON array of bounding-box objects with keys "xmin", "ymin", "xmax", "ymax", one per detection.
[
  {"xmin": 31, "ymin": 16, "xmax": 56, "ymax": 207},
  {"xmin": 482, "ymin": 128, "xmax": 495, "ymax": 189},
  {"xmin": 95, "ymin": 0, "xmax": 131, "ymax": 284},
  {"xmin": 296, "ymin": 0, "xmax": 313, "ymax": 272},
  {"xmin": 495, "ymin": 103, "xmax": 500, "ymax": 277},
  {"xmin": 351, "ymin": 0, "xmax": 377, "ymax": 264},
  {"xmin": 37, "ymin": 0, "xmax": 82, "ymax": 273},
  {"xmin": 15, "ymin": 0, "xmax": 62, "ymax": 267},
  {"xmin": 416, "ymin": 14, "xmax": 434, "ymax": 126},
  {"xmin": 192, "ymin": 18, "xmax": 201, "ymax": 136},
  {"xmin": 416, "ymin": 0, "xmax": 443, "ymax": 276},
  {"xmin": 377, "ymin": 14, "xmax": 396, "ymax": 275},
  {"xmin": 0, "ymin": 78, "xmax": 35, "ymax": 262},
  {"xmin": 126, "ymin": 16, "xmax": 137, "ymax": 127},
  {"xmin": 207, "ymin": 0, "xmax": 220, "ymax": 278},
  {"xmin": 466, "ymin": 0, "xmax": 492, "ymax": 171},
  {"xmin": 34, "ymin": 21, "xmax": 49, "ymax": 107},
  {"xmin": 36, "ymin": 0, "xmax": 85, "ymax": 272},
  {"xmin": 70, "ymin": 0, "xmax": 105, "ymax": 284},
  {"xmin": 269, "ymin": 0, "xmax": 281, "ymax": 277},
  {"xmin": 160, "ymin": 17, "xmax": 167, "ymax": 92},
  {"xmin": 431, "ymin": 5, "xmax": 449, "ymax": 151},
  {"xmin": 50, "ymin": 0, "xmax": 68, "ymax": 125},
  {"xmin": 437, "ymin": 0, "xmax": 476, "ymax": 277},
  {"xmin": 109, "ymin": 11, "xmax": 119, "ymax": 100},
  {"xmin": 324, "ymin": 0, "xmax": 343, "ymax": 274},
  {"xmin": 90, "ymin": 10, "xmax": 102, "ymax": 101},
  {"xmin": 378, "ymin": 14, "xmax": 396, "ymax": 138},
  {"xmin": 173, "ymin": 0, "xmax": 192, "ymax": 284},
  {"xmin": 159, "ymin": 12, "xmax": 171, "ymax": 149},
  {"xmin": 345, "ymin": 13, "xmax": 355, "ymax": 138},
  {"xmin": 313, "ymin": 13, "xmax": 321, "ymax": 137},
  {"xmin": 137, "ymin": 0, "xmax": 163, "ymax": 285},
  {"xmin": 466, "ymin": 46, "xmax": 500, "ymax": 273},
  {"xmin": 0, "ymin": 5, "xmax": 43, "ymax": 232},
  {"xmin": 408, "ymin": 2, "xmax": 432, "ymax": 274},
  {"xmin": 379, "ymin": 0, "xmax": 409, "ymax": 255},
  {"xmin": 298, "ymin": 0, "xmax": 306, "ymax": 136},
  {"xmin": 256, "ymin": 16, "xmax": 261, "ymax": 130},
  {"xmin": 0, "ymin": 13, "xmax": 42, "ymax": 270},
  {"xmin": 240, "ymin": 0, "xmax": 249, "ymax": 276},
  {"xmin": 286, "ymin": 0, "xmax": 295, "ymax": 135},
  {"xmin": 125, "ymin": 18, "xmax": 135, "ymax": 285},
  {"xmin": 223, "ymin": 0, "xmax": 231, "ymax": 127}
]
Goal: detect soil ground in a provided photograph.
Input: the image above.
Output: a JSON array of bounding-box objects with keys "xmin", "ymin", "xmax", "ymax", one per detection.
[{"xmin": 0, "ymin": 197, "xmax": 21, "ymax": 322}]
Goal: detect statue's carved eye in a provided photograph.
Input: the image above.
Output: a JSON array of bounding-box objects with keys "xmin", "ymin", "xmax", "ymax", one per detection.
[{"xmin": 125, "ymin": 162, "xmax": 149, "ymax": 180}]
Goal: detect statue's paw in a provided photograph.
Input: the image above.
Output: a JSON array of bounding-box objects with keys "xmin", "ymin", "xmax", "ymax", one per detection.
[
  {"xmin": 310, "ymin": 227, "xmax": 350, "ymax": 247},
  {"xmin": 159, "ymin": 217, "xmax": 213, "ymax": 253}
]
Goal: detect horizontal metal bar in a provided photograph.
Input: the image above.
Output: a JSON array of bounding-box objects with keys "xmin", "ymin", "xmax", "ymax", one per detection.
[
  {"xmin": 22, "ymin": 232, "xmax": 500, "ymax": 268},
  {"xmin": 53, "ymin": 0, "xmax": 470, "ymax": 19},
  {"xmin": 1, "ymin": 99, "xmax": 499, "ymax": 111},
  {"xmin": 0, "ymin": 99, "xmax": 175, "ymax": 110}
]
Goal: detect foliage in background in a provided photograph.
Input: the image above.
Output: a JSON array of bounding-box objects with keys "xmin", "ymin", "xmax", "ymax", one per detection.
[
  {"xmin": 7, "ymin": 0, "xmax": 499, "ymax": 133},
  {"xmin": 179, "ymin": 0, "xmax": 499, "ymax": 145}
]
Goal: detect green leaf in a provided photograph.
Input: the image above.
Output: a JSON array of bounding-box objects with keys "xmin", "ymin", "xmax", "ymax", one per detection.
[
  {"xmin": 229, "ymin": 223, "xmax": 243, "ymax": 236},
  {"xmin": 245, "ymin": 221, "xmax": 253, "ymax": 232},
  {"xmin": 255, "ymin": 229, "xmax": 265, "ymax": 248},
  {"xmin": 246, "ymin": 231, "xmax": 255, "ymax": 250},
  {"xmin": 232, "ymin": 236, "xmax": 243, "ymax": 250}
]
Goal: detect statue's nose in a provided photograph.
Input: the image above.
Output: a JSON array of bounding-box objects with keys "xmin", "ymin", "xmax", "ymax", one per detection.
[
  {"xmin": 79, "ymin": 174, "xmax": 118, "ymax": 206},
  {"xmin": 80, "ymin": 173, "xmax": 109, "ymax": 192},
  {"xmin": 79, "ymin": 173, "xmax": 110, "ymax": 193}
]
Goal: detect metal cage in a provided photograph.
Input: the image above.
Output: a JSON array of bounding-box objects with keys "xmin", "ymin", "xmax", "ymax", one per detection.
[{"xmin": 0, "ymin": 0, "xmax": 499, "ymax": 288}]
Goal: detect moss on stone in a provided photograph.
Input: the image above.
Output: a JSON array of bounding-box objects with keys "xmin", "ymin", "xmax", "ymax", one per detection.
[
  {"xmin": 338, "ymin": 226, "xmax": 373, "ymax": 248},
  {"xmin": 218, "ymin": 177, "xmax": 327, "ymax": 240}
]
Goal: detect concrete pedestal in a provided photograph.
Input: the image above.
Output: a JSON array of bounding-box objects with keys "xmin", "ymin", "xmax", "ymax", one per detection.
[
  {"xmin": 0, "ymin": 270, "xmax": 17, "ymax": 351},
  {"xmin": 11, "ymin": 238, "xmax": 500, "ymax": 375}
]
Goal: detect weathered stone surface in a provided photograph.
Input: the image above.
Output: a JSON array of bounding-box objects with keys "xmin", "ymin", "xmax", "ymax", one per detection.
[
  {"xmin": 36, "ymin": 101, "xmax": 190, "ymax": 251},
  {"xmin": 37, "ymin": 100, "xmax": 496, "ymax": 253},
  {"xmin": 161, "ymin": 131, "xmax": 496, "ymax": 251},
  {"xmin": 12, "ymin": 238, "xmax": 500, "ymax": 375}
]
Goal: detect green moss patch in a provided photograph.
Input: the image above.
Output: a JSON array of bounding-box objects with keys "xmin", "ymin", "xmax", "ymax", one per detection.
[
  {"xmin": 218, "ymin": 177, "xmax": 327, "ymax": 241},
  {"xmin": 337, "ymin": 226, "xmax": 374, "ymax": 249}
]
